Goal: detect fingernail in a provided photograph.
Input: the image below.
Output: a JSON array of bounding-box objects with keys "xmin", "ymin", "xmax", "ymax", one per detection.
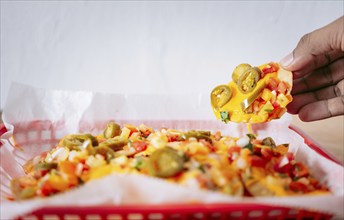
[{"xmin": 280, "ymin": 53, "xmax": 294, "ymax": 67}]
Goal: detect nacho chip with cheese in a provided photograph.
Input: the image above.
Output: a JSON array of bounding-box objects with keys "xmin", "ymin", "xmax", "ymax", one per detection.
[{"xmin": 211, "ymin": 62, "xmax": 293, "ymax": 123}]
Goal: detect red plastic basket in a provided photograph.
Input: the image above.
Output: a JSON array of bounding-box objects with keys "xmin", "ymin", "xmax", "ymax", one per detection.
[
  {"xmin": 0, "ymin": 121, "xmax": 339, "ymax": 220},
  {"xmin": 18, "ymin": 204, "xmax": 332, "ymax": 220}
]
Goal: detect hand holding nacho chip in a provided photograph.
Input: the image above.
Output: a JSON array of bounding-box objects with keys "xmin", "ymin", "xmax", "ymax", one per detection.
[{"xmin": 211, "ymin": 62, "xmax": 293, "ymax": 123}]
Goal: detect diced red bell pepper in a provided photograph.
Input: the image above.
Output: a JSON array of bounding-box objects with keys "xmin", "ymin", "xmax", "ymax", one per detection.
[
  {"xmin": 274, "ymin": 162, "xmax": 293, "ymax": 175},
  {"xmin": 274, "ymin": 152, "xmax": 294, "ymax": 174},
  {"xmin": 267, "ymin": 77, "xmax": 280, "ymax": 91},
  {"xmin": 132, "ymin": 141, "xmax": 148, "ymax": 153},
  {"xmin": 253, "ymin": 146, "xmax": 262, "ymax": 156},
  {"xmin": 39, "ymin": 181, "xmax": 55, "ymax": 197},
  {"xmin": 81, "ymin": 163, "xmax": 90, "ymax": 172},
  {"xmin": 286, "ymin": 152, "xmax": 294, "ymax": 161},
  {"xmin": 272, "ymin": 102, "xmax": 280, "ymax": 109},
  {"xmin": 124, "ymin": 124, "xmax": 138, "ymax": 136},
  {"xmin": 277, "ymin": 81, "xmax": 288, "ymax": 94},
  {"xmin": 139, "ymin": 125, "xmax": 153, "ymax": 138},
  {"xmin": 228, "ymin": 146, "xmax": 241, "ymax": 162},
  {"xmin": 140, "ymin": 129, "xmax": 152, "ymax": 138},
  {"xmin": 249, "ymin": 155, "xmax": 266, "ymax": 168},
  {"xmin": 262, "ymin": 63, "xmax": 279, "ymax": 75},
  {"xmin": 261, "ymin": 63, "xmax": 279, "ymax": 78},
  {"xmin": 167, "ymin": 134, "xmax": 181, "ymax": 142},
  {"xmin": 228, "ymin": 146, "xmax": 242, "ymax": 154},
  {"xmin": 261, "ymin": 148, "xmax": 273, "ymax": 160},
  {"xmin": 308, "ymin": 177, "xmax": 322, "ymax": 189},
  {"xmin": 289, "ymin": 181, "xmax": 309, "ymax": 193}
]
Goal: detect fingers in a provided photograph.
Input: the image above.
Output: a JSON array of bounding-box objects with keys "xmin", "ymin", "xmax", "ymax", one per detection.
[
  {"xmin": 292, "ymin": 58, "xmax": 344, "ymax": 94},
  {"xmin": 287, "ymin": 79, "xmax": 344, "ymax": 121},
  {"xmin": 288, "ymin": 79, "xmax": 344, "ymax": 114},
  {"xmin": 291, "ymin": 51, "xmax": 344, "ymax": 78},
  {"xmin": 281, "ymin": 16, "xmax": 344, "ymax": 121},
  {"xmin": 298, "ymin": 96, "xmax": 344, "ymax": 121},
  {"xmin": 280, "ymin": 16, "xmax": 344, "ymax": 75}
]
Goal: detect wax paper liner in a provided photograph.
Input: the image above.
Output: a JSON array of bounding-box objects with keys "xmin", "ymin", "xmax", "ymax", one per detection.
[{"xmin": 1, "ymin": 83, "xmax": 343, "ymax": 219}]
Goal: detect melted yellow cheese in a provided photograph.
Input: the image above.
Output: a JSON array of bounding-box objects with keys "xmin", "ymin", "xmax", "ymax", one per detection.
[
  {"xmin": 211, "ymin": 62, "xmax": 293, "ymax": 124},
  {"xmin": 213, "ymin": 72, "xmax": 277, "ymax": 123}
]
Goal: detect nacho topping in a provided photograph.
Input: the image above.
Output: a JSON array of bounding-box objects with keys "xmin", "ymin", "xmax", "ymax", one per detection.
[
  {"xmin": 10, "ymin": 122, "xmax": 328, "ymax": 200},
  {"xmin": 211, "ymin": 62, "xmax": 293, "ymax": 123},
  {"xmin": 237, "ymin": 67, "xmax": 261, "ymax": 94},
  {"xmin": 232, "ymin": 63, "xmax": 252, "ymax": 84},
  {"xmin": 211, "ymin": 85, "xmax": 232, "ymax": 109}
]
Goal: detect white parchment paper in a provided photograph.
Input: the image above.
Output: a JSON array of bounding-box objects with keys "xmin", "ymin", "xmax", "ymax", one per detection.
[{"xmin": 1, "ymin": 83, "xmax": 343, "ymax": 219}]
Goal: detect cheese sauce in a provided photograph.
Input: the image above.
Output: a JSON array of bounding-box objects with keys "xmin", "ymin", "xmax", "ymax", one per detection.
[
  {"xmin": 212, "ymin": 72, "xmax": 277, "ymax": 123},
  {"xmin": 211, "ymin": 62, "xmax": 293, "ymax": 124}
]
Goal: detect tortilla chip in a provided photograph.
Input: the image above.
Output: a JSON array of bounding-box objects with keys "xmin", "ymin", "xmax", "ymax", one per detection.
[{"xmin": 211, "ymin": 62, "xmax": 293, "ymax": 123}]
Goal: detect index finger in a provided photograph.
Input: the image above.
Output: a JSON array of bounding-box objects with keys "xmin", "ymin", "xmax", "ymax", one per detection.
[{"xmin": 292, "ymin": 58, "xmax": 344, "ymax": 95}]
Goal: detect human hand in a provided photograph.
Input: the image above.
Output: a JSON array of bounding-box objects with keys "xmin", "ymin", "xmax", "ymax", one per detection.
[{"xmin": 280, "ymin": 16, "xmax": 344, "ymax": 121}]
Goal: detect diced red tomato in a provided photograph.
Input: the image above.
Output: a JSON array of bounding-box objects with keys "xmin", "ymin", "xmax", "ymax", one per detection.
[
  {"xmin": 269, "ymin": 106, "xmax": 283, "ymax": 119},
  {"xmin": 286, "ymin": 152, "xmax": 294, "ymax": 161},
  {"xmin": 272, "ymin": 102, "xmax": 280, "ymax": 108},
  {"xmin": 289, "ymin": 181, "xmax": 309, "ymax": 193},
  {"xmin": 274, "ymin": 162, "xmax": 293, "ymax": 175},
  {"xmin": 308, "ymin": 177, "xmax": 321, "ymax": 189},
  {"xmin": 140, "ymin": 129, "xmax": 152, "ymax": 138},
  {"xmin": 132, "ymin": 141, "xmax": 147, "ymax": 153},
  {"xmin": 267, "ymin": 77, "xmax": 280, "ymax": 91},
  {"xmin": 261, "ymin": 148, "xmax": 273, "ymax": 160},
  {"xmin": 228, "ymin": 146, "xmax": 241, "ymax": 162},
  {"xmin": 274, "ymin": 152, "xmax": 294, "ymax": 174},
  {"xmin": 124, "ymin": 124, "xmax": 138, "ymax": 136},
  {"xmin": 82, "ymin": 163, "xmax": 90, "ymax": 172},
  {"xmin": 167, "ymin": 134, "xmax": 181, "ymax": 142},
  {"xmin": 253, "ymin": 146, "xmax": 262, "ymax": 156},
  {"xmin": 277, "ymin": 81, "xmax": 288, "ymax": 94},
  {"xmin": 228, "ymin": 146, "xmax": 241, "ymax": 154},
  {"xmin": 39, "ymin": 181, "xmax": 55, "ymax": 197},
  {"xmin": 249, "ymin": 155, "xmax": 266, "ymax": 167},
  {"xmin": 262, "ymin": 63, "xmax": 279, "ymax": 75},
  {"xmin": 293, "ymin": 162, "xmax": 309, "ymax": 178},
  {"xmin": 139, "ymin": 125, "xmax": 153, "ymax": 138}
]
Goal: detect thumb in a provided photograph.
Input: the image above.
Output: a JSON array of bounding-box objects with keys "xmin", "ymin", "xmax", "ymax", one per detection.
[{"xmin": 280, "ymin": 16, "xmax": 344, "ymax": 79}]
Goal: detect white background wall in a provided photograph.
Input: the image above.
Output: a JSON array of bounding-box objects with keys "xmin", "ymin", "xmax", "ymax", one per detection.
[{"xmin": 1, "ymin": 1, "xmax": 343, "ymax": 109}]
